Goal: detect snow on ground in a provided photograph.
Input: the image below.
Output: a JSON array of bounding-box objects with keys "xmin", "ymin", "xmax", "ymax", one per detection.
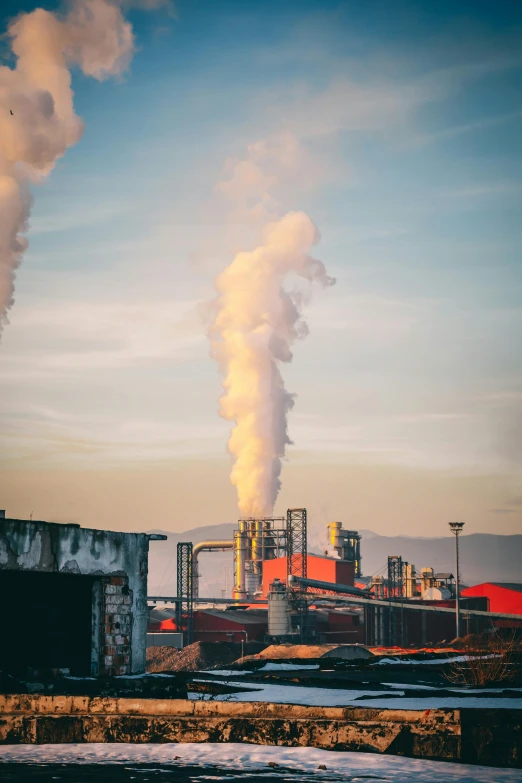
[
  {"xmin": 258, "ymin": 663, "xmax": 320, "ymax": 671},
  {"xmin": 374, "ymin": 655, "xmax": 497, "ymax": 666},
  {"xmin": 191, "ymin": 680, "xmax": 522, "ymax": 709},
  {"xmin": 199, "ymin": 670, "xmax": 254, "ymax": 677},
  {"xmin": 383, "ymin": 682, "xmax": 439, "ymax": 690},
  {"xmin": 201, "ymin": 663, "xmax": 320, "ymax": 676},
  {"xmin": 383, "ymin": 683, "xmax": 522, "ymax": 693},
  {"xmin": 0, "ymin": 743, "xmax": 519, "ymax": 782}
]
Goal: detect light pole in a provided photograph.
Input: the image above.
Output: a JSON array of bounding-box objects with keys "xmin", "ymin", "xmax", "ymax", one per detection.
[{"xmin": 449, "ymin": 522, "xmax": 465, "ymax": 639}]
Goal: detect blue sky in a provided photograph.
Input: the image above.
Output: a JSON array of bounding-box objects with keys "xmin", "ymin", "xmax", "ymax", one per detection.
[{"xmin": 0, "ymin": 0, "xmax": 521, "ymax": 536}]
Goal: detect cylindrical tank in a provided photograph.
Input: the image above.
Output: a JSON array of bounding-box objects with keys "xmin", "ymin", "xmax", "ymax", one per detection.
[
  {"xmin": 245, "ymin": 564, "xmax": 261, "ymax": 597},
  {"xmin": 403, "ymin": 562, "xmax": 417, "ymax": 598},
  {"xmin": 327, "ymin": 521, "xmax": 343, "ymax": 549},
  {"xmin": 233, "ymin": 526, "xmax": 248, "ymax": 600},
  {"xmin": 421, "ymin": 567, "xmax": 435, "ymax": 592},
  {"xmin": 268, "ymin": 579, "xmax": 291, "ymax": 638}
]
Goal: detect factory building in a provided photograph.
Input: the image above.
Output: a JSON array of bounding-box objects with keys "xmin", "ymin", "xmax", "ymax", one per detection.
[
  {"xmin": 149, "ymin": 606, "xmax": 267, "ymax": 643},
  {"xmin": 155, "ymin": 512, "xmax": 519, "ymax": 648},
  {"xmin": 461, "ymin": 583, "xmax": 522, "ymax": 628},
  {"xmin": 315, "ymin": 607, "xmax": 364, "ymax": 644},
  {"xmin": 262, "ymin": 553, "xmax": 355, "ymax": 598},
  {"xmin": 0, "ymin": 513, "xmax": 165, "ymax": 678}
]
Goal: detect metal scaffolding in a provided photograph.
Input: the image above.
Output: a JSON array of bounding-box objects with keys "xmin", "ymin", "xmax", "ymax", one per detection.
[
  {"xmin": 233, "ymin": 517, "xmax": 287, "ymax": 599},
  {"xmin": 286, "ymin": 508, "xmax": 307, "ymax": 581},
  {"xmin": 176, "ymin": 541, "xmax": 194, "ymax": 645},
  {"xmin": 387, "ymin": 555, "xmax": 406, "ymax": 646},
  {"xmin": 387, "ymin": 555, "xmax": 404, "ymax": 599},
  {"xmin": 286, "ymin": 508, "xmax": 308, "ymax": 642}
]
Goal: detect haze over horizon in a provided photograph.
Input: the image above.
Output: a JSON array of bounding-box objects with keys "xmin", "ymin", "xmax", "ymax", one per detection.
[{"xmin": 1, "ymin": 0, "xmax": 522, "ymax": 537}]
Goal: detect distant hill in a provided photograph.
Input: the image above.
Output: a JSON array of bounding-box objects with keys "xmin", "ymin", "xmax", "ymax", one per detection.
[{"xmin": 147, "ymin": 524, "xmax": 522, "ymax": 597}]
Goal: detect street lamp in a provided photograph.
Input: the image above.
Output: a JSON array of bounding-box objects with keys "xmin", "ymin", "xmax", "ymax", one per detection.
[{"xmin": 449, "ymin": 522, "xmax": 465, "ymax": 639}]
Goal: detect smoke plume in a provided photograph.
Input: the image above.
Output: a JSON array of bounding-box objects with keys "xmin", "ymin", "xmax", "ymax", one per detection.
[
  {"xmin": 210, "ymin": 207, "xmax": 335, "ymax": 517},
  {"xmin": 0, "ymin": 0, "xmax": 155, "ymax": 337}
]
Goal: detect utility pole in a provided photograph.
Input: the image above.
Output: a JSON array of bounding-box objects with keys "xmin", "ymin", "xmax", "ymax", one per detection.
[{"xmin": 448, "ymin": 522, "xmax": 465, "ymax": 639}]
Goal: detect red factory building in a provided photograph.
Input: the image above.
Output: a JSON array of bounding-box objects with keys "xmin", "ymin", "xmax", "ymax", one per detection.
[
  {"xmin": 149, "ymin": 606, "xmax": 268, "ymax": 643},
  {"xmin": 262, "ymin": 554, "xmax": 364, "ymax": 643},
  {"xmin": 461, "ymin": 583, "xmax": 522, "ymax": 628},
  {"xmin": 262, "ymin": 554, "xmax": 355, "ymax": 597}
]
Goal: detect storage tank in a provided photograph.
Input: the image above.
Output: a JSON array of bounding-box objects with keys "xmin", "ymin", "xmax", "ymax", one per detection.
[
  {"xmin": 327, "ymin": 521, "xmax": 362, "ymax": 576},
  {"xmin": 423, "ymin": 586, "xmax": 452, "ymax": 601},
  {"xmin": 421, "ymin": 567, "xmax": 435, "ymax": 592},
  {"xmin": 245, "ymin": 565, "xmax": 261, "ymax": 597},
  {"xmin": 268, "ymin": 579, "xmax": 291, "ymax": 638}
]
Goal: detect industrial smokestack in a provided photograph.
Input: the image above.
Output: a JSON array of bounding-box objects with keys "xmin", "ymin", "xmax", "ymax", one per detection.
[
  {"xmin": 210, "ymin": 211, "xmax": 335, "ymax": 516},
  {"xmin": 0, "ymin": 0, "xmax": 159, "ymax": 337}
]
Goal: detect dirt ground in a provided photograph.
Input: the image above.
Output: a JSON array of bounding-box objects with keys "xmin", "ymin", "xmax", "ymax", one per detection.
[{"xmin": 146, "ymin": 641, "xmax": 266, "ymax": 672}]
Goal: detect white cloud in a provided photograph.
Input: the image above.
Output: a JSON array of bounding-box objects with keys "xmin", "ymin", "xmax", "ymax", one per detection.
[{"xmin": 0, "ymin": 299, "xmax": 206, "ymax": 377}]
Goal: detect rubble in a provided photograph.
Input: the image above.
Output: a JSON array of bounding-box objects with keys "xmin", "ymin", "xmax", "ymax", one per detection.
[{"xmin": 146, "ymin": 642, "xmax": 266, "ymax": 673}]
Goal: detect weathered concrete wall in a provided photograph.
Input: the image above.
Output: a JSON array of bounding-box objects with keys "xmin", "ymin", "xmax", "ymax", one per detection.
[
  {"xmin": 0, "ymin": 519, "xmax": 150, "ymax": 675},
  {"xmin": 0, "ymin": 695, "xmax": 520, "ymax": 768}
]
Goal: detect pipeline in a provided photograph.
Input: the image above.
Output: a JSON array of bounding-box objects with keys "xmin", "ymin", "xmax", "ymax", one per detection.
[
  {"xmin": 192, "ymin": 540, "xmax": 234, "ymax": 599},
  {"xmin": 288, "ymin": 574, "xmax": 371, "ymax": 597}
]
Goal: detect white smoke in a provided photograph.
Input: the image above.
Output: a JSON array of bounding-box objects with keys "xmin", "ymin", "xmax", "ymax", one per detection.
[
  {"xmin": 210, "ymin": 148, "xmax": 335, "ymax": 516},
  {"xmin": 0, "ymin": 0, "xmax": 159, "ymax": 337}
]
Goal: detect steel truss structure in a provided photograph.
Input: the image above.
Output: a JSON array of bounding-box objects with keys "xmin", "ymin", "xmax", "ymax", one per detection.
[
  {"xmin": 286, "ymin": 508, "xmax": 307, "ymax": 581},
  {"xmin": 286, "ymin": 508, "xmax": 308, "ymax": 642},
  {"xmin": 176, "ymin": 541, "xmax": 194, "ymax": 645},
  {"xmin": 387, "ymin": 555, "xmax": 407, "ymax": 646}
]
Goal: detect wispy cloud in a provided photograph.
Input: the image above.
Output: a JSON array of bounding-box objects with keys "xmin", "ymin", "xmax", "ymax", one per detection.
[
  {"xmin": 0, "ymin": 299, "xmax": 206, "ymax": 379},
  {"xmin": 413, "ymin": 110, "xmax": 522, "ymax": 147},
  {"xmin": 488, "ymin": 508, "xmax": 516, "ymax": 515},
  {"xmin": 29, "ymin": 203, "xmax": 135, "ymax": 236}
]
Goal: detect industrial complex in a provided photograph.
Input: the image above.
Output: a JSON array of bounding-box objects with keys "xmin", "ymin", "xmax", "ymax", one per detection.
[
  {"xmin": 148, "ymin": 509, "xmax": 521, "ymax": 652},
  {"xmin": 1, "ymin": 507, "xmax": 521, "ymax": 681}
]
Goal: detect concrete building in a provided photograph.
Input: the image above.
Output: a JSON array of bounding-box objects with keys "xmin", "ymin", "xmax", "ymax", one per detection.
[{"xmin": 0, "ymin": 514, "xmax": 165, "ymax": 678}]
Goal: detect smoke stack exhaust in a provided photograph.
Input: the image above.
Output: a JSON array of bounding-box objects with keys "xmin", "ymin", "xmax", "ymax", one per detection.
[
  {"xmin": 210, "ymin": 211, "xmax": 335, "ymax": 517},
  {"xmin": 0, "ymin": 0, "xmax": 160, "ymax": 337}
]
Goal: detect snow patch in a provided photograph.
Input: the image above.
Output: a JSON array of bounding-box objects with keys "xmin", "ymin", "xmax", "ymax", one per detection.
[
  {"xmin": 0, "ymin": 742, "xmax": 519, "ymax": 782},
  {"xmin": 258, "ymin": 663, "xmax": 320, "ymax": 672},
  {"xmin": 190, "ymin": 680, "xmax": 522, "ymax": 709}
]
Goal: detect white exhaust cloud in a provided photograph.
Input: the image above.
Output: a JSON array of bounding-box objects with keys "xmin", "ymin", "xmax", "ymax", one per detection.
[
  {"xmin": 0, "ymin": 0, "xmax": 158, "ymax": 337},
  {"xmin": 210, "ymin": 136, "xmax": 335, "ymax": 516}
]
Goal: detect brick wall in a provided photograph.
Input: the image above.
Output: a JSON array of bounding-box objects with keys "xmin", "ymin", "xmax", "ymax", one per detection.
[{"xmin": 100, "ymin": 576, "xmax": 132, "ymax": 676}]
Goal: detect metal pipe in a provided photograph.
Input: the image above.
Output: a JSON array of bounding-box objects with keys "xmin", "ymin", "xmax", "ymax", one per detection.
[
  {"xmin": 147, "ymin": 594, "xmax": 522, "ymax": 621},
  {"xmin": 304, "ymin": 592, "xmax": 522, "ymax": 620},
  {"xmin": 288, "ymin": 574, "xmax": 371, "ymax": 596},
  {"xmin": 148, "ymin": 596, "xmax": 267, "ymax": 604},
  {"xmin": 191, "ymin": 540, "xmax": 234, "ymax": 599}
]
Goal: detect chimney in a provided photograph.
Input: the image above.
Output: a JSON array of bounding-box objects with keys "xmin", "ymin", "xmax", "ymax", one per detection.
[{"xmin": 0, "ymin": 510, "xmax": 5, "ymax": 519}]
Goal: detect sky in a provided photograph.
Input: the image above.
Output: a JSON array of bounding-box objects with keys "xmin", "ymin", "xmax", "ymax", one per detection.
[{"xmin": 1, "ymin": 0, "xmax": 521, "ymax": 539}]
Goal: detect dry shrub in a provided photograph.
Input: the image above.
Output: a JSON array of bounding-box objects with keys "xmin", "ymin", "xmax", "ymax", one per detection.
[{"xmin": 445, "ymin": 631, "xmax": 521, "ymax": 687}]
